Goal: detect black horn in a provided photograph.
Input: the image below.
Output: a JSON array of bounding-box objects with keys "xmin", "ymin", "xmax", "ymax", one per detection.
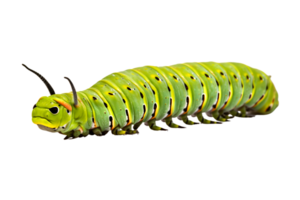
[
  {"xmin": 20, "ymin": 63, "xmax": 56, "ymax": 95},
  {"xmin": 64, "ymin": 77, "xmax": 78, "ymax": 107}
]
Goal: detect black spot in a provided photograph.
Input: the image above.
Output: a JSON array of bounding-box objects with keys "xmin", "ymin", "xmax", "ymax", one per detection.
[
  {"xmin": 205, "ymin": 73, "xmax": 209, "ymax": 78},
  {"xmin": 152, "ymin": 103, "xmax": 157, "ymax": 117},
  {"xmin": 233, "ymin": 75, "xmax": 237, "ymax": 79},
  {"xmin": 249, "ymin": 94, "xmax": 252, "ymax": 99},
  {"xmin": 229, "ymin": 91, "xmax": 231, "ymax": 97},
  {"xmin": 67, "ymin": 110, "xmax": 70, "ymax": 114},
  {"xmin": 241, "ymin": 83, "xmax": 243, "ymax": 88},
  {"xmin": 228, "ymin": 80, "xmax": 231, "ymax": 85},
  {"xmin": 183, "ymin": 96, "xmax": 190, "ymax": 112},
  {"xmin": 259, "ymin": 76, "xmax": 263, "ymax": 81},
  {"xmin": 201, "ymin": 82, "xmax": 204, "ymax": 87},
  {"xmin": 109, "ymin": 116, "xmax": 113, "ymax": 129},
  {"xmin": 140, "ymin": 92, "xmax": 144, "ymax": 98},
  {"xmin": 152, "ymin": 89, "xmax": 155, "ymax": 95},
  {"xmin": 266, "ymin": 106, "xmax": 271, "ymax": 112},
  {"xmin": 127, "ymin": 87, "xmax": 132, "ymax": 91},
  {"xmin": 125, "ymin": 109, "xmax": 129, "ymax": 123},
  {"xmin": 104, "ymin": 103, "xmax": 108, "ymax": 108},
  {"xmin": 220, "ymin": 72, "xmax": 224, "ymax": 76},
  {"xmin": 266, "ymin": 85, "xmax": 269, "ymax": 90},
  {"xmin": 31, "ymin": 103, "xmax": 36, "ymax": 109},
  {"xmin": 246, "ymin": 75, "xmax": 249, "ymax": 80},
  {"xmin": 167, "ymin": 98, "xmax": 172, "ymax": 115},
  {"xmin": 259, "ymin": 95, "xmax": 264, "ymax": 101},
  {"xmin": 202, "ymin": 94, "xmax": 205, "ymax": 101},
  {"xmin": 155, "ymin": 76, "xmax": 160, "ymax": 81},
  {"xmin": 93, "ymin": 96, "xmax": 97, "ymax": 100},
  {"xmin": 108, "ymin": 93, "xmax": 114, "ymax": 96},
  {"xmin": 123, "ymin": 99, "xmax": 126, "ymax": 103},
  {"xmin": 168, "ymin": 86, "xmax": 171, "ymax": 92},
  {"xmin": 252, "ymin": 84, "xmax": 254, "ymax": 89},
  {"xmin": 173, "ymin": 75, "xmax": 177, "ymax": 80},
  {"xmin": 216, "ymin": 80, "xmax": 219, "ymax": 86},
  {"xmin": 190, "ymin": 76, "xmax": 194, "ymax": 79},
  {"xmin": 143, "ymin": 84, "xmax": 147, "ymax": 88},
  {"xmin": 184, "ymin": 83, "xmax": 189, "ymax": 90}
]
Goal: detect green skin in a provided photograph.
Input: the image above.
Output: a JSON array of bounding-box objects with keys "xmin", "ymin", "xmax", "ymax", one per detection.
[{"xmin": 31, "ymin": 62, "xmax": 279, "ymax": 139}]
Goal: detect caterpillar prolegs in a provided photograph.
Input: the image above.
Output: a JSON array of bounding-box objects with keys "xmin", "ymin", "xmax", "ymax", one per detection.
[{"xmin": 24, "ymin": 62, "xmax": 279, "ymax": 140}]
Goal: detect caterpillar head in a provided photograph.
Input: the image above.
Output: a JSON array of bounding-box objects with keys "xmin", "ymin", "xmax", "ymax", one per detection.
[
  {"xmin": 23, "ymin": 64, "xmax": 78, "ymax": 133},
  {"xmin": 32, "ymin": 96, "xmax": 72, "ymax": 132}
]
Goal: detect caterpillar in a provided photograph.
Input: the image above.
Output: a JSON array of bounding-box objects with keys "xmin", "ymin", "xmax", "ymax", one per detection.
[{"xmin": 23, "ymin": 62, "xmax": 279, "ymax": 140}]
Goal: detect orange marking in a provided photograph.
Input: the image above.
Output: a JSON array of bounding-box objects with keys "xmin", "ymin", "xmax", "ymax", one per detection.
[
  {"xmin": 79, "ymin": 127, "xmax": 83, "ymax": 133},
  {"xmin": 140, "ymin": 107, "xmax": 147, "ymax": 122},
  {"xmin": 54, "ymin": 98, "xmax": 72, "ymax": 111},
  {"xmin": 36, "ymin": 96, "xmax": 43, "ymax": 101}
]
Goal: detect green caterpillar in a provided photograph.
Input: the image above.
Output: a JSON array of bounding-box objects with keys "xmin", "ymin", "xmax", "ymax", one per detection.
[{"xmin": 23, "ymin": 62, "xmax": 279, "ymax": 140}]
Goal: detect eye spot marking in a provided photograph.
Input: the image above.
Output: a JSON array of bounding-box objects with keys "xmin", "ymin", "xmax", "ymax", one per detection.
[
  {"xmin": 143, "ymin": 84, "xmax": 147, "ymax": 88},
  {"xmin": 246, "ymin": 75, "xmax": 249, "ymax": 80},
  {"xmin": 33, "ymin": 104, "xmax": 37, "ymax": 109},
  {"xmin": 220, "ymin": 72, "xmax": 224, "ymax": 76},
  {"xmin": 233, "ymin": 74, "xmax": 237, "ymax": 79},
  {"xmin": 155, "ymin": 76, "xmax": 160, "ymax": 81},
  {"xmin": 140, "ymin": 92, "xmax": 144, "ymax": 98},
  {"xmin": 93, "ymin": 97, "xmax": 97, "ymax": 100},
  {"xmin": 67, "ymin": 109, "xmax": 70, "ymax": 114},
  {"xmin": 49, "ymin": 107, "xmax": 59, "ymax": 115},
  {"xmin": 123, "ymin": 99, "xmax": 126, "ymax": 103},
  {"xmin": 108, "ymin": 93, "xmax": 114, "ymax": 96},
  {"xmin": 190, "ymin": 76, "xmax": 194, "ymax": 80},
  {"xmin": 127, "ymin": 87, "xmax": 132, "ymax": 91},
  {"xmin": 173, "ymin": 75, "xmax": 177, "ymax": 80},
  {"xmin": 259, "ymin": 76, "xmax": 263, "ymax": 81},
  {"xmin": 104, "ymin": 103, "xmax": 108, "ymax": 108},
  {"xmin": 205, "ymin": 73, "xmax": 209, "ymax": 78}
]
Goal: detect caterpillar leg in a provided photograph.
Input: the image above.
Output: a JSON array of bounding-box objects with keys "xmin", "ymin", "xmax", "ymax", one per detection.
[
  {"xmin": 64, "ymin": 129, "xmax": 86, "ymax": 140},
  {"xmin": 164, "ymin": 117, "xmax": 185, "ymax": 128},
  {"xmin": 122, "ymin": 124, "xmax": 139, "ymax": 134},
  {"xmin": 112, "ymin": 126, "xmax": 127, "ymax": 135},
  {"xmin": 133, "ymin": 121, "xmax": 143, "ymax": 130},
  {"xmin": 212, "ymin": 111, "xmax": 229, "ymax": 122},
  {"xmin": 179, "ymin": 115, "xmax": 199, "ymax": 125},
  {"xmin": 90, "ymin": 127, "xmax": 108, "ymax": 136},
  {"xmin": 196, "ymin": 112, "xmax": 221, "ymax": 124},
  {"xmin": 230, "ymin": 106, "xmax": 257, "ymax": 119},
  {"xmin": 146, "ymin": 120, "xmax": 168, "ymax": 131}
]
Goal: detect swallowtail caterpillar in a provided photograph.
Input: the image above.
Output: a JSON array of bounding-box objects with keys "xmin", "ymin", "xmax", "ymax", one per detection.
[{"xmin": 23, "ymin": 62, "xmax": 279, "ymax": 140}]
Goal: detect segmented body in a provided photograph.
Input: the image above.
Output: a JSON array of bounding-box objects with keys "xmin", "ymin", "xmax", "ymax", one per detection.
[{"xmin": 30, "ymin": 62, "xmax": 279, "ymax": 139}]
